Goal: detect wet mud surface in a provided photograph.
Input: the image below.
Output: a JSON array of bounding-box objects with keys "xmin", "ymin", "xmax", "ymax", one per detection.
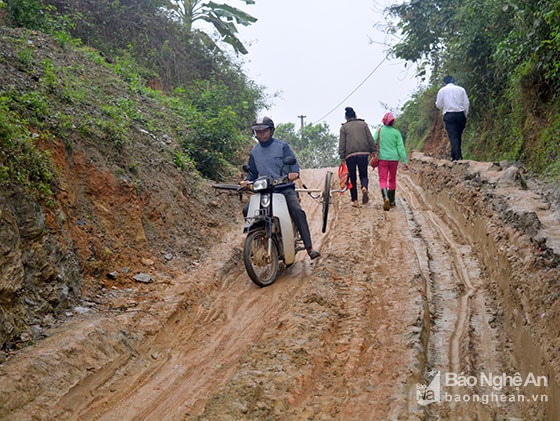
[{"xmin": 0, "ymin": 153, "xmax": 558, "ymax": 420}]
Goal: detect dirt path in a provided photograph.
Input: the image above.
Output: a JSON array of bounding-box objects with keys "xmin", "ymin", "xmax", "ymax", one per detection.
[{"xmin": 0, "ymin": 154, "xmax": 558, "ymax": 420}]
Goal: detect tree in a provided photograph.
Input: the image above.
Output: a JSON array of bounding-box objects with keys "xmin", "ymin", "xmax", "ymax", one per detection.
[
  {"xmin": 300, "ymin": 123, "xmax": 339, "ymax": 168},
  {"xmin": 165, "ymin": 0, "xmax": 257, "ymax": 54},
  {"xmin": 275, "ymin": 122, "xmax": 338, "ymax": 169},
  {"xmin": 387, "ymin": 0, "xmax": 560, "ymax": 176},
  {"xmin": 386, "ymin": 0, "xmax": 456, "ymax": 77}
]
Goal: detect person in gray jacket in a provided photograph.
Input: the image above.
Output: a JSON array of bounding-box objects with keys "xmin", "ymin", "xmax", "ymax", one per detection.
[
  {"xmin": 338, "ymin": 107, "xmax": 376, "ymax": 207},
  {"xmin": 241, "ymin": 116, "xmax": 320, "ymax": 260}
]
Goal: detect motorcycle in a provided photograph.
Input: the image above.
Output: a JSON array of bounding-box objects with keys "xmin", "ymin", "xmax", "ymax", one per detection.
[{"xmin": 213, "ymin": 158, "xmax": 336, "ymax": 287}]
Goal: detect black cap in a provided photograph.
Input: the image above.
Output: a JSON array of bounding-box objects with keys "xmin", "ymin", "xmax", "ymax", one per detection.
[{"xmin": 345, "ymin": 107, "xmax": 356, "ymax": 118}]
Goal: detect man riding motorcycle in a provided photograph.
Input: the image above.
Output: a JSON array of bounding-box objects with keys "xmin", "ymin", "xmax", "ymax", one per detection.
[{"xmin": 240, "ymin": 116, "xmax": 320, "ymax": 260}]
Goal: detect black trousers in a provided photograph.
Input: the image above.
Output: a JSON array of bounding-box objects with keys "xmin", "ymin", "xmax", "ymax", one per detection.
[
  {"xmin": 443, "ymin": 112, "xmax": 467, "ymax": 161},
  {"xmin": 283, "ymin": 188, "xmax": 312, "ymax": 249},
  {"xmin": 346, "ymin": 154, "xmax": 369, "ymax": 202}
]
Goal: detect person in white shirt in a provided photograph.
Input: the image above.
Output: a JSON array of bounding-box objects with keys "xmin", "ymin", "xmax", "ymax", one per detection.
[{"xmin": 435, "ymin": 76, "xmax": 470, "ymax": 161}]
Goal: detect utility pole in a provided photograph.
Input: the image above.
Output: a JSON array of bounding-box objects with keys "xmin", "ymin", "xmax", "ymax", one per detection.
[{"xmin": 297, "ymin": 115, "xmax": 306, "ymax": 141}]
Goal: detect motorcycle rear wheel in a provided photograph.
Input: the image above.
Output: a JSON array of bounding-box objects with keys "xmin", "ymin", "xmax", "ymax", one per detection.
[{"xmin": 243, "ymin": 230, "xmax": 280, "ymax": 287}]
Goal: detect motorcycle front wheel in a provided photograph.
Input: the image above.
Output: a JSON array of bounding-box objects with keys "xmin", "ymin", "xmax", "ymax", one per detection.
[{"xmin": 243, "ymin": 230, "xmax": 280, "ymax": 287}]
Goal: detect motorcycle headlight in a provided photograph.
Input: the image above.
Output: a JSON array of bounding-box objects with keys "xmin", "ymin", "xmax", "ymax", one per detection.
[
  {"xmin": 253, "ymin": 178, "xmax": 269, "ymax": 192},
  {"xmin": 260, "ymin": 193, "xmax": 271, "ymax": 207}
]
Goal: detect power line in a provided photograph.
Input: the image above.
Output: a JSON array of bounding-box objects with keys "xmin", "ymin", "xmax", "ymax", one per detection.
[{"xmin": 313, "ymin": 55, "xmax": 389, "ymax": 125}]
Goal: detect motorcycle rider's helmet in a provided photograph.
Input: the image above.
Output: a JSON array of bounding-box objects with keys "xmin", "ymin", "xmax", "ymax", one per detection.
[{"xmin": 251, "ymin": 116, "xmax": 275, "ymax": 135}]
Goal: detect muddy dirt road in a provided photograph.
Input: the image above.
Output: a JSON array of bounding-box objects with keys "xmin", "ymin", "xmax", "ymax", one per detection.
[{"xmin": 0, "ymin": 153, "xmax": 558, "ymax": 420}]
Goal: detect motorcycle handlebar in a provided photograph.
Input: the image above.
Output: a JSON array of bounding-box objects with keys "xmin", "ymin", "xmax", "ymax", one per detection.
[
  {"xmin": 242, "ymin": 175, "xmax": 292, "ymax": 188},
  {"xmin": 214, "ymin": 175, "xmax": 293, "ymax": 195}
]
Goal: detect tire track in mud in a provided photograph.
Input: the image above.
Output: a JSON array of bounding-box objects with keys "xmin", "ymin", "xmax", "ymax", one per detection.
[
  {"xmin": 51, "ymin": 177, "xmax": 329, "ymax": 420},
  {"xmin": 400, "ymin": 176, "xmax": 477, "ymax": 373},
  {"xmin": 55, "ymin": 168, "xmax": 464, "ymax": 420},
  {"xmin": 286, "ymin": 206, "xmax": 393, "ymax": 418},
  {"xmin": 398, "ymin": 172, "xmax": 506, "ymax": 418},
  {"xmin": 55, "ymin": 256, "xmax": 315, "ymax": 419},
  {"xmin": 5, "ymin": 163, "xmax": 552, "ymax": 420},
  {"xmin": 300, "ymin": 197, "xmax": 422, "ymax": 419},
  {"xmin": 196, "ymin": 171, "xmax": 425, "ymax": 420}
]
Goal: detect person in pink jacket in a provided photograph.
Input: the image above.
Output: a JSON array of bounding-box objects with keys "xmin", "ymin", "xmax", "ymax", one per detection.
[{"xmin": 376, "ymin": 112, "xmax": 409, "ymax": 211}]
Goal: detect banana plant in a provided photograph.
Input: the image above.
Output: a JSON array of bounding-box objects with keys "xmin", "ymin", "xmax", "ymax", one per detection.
[{"xmin": 166, "ymin": 0, "xmax": 257, "ymax": 54}]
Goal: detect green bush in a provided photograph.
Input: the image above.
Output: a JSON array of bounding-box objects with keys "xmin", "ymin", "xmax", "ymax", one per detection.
[
  {"xmin": 0, "ymin": 99, "xmax": 55, "ymax": 201},
  {"xmin": 182, "ymin": 107, "xmax": 248, "ymax": 179}
]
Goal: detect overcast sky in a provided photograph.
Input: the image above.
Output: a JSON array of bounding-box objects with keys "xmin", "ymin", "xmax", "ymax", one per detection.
[{"xmin": 232, "ymin": 0, "xmax": 421, "ymax": 134}]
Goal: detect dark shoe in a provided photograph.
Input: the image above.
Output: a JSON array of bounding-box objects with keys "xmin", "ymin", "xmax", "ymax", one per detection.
[
  {"xmin": 361, "ymin": 187, "xmax": 369, "ymax": 204},
  {"xmin": 388, "ymin": 190, "xmax": 396, "ymax": 207},
  {"xmin": 381, "ymin": 188, "xmax": 390, "ymax": 211},
  {"xmin": 307, "ymin": 248, "xmax": 320, "ymax": 260}
]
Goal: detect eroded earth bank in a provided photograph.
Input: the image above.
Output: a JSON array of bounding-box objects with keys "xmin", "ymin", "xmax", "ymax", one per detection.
[{"xmin": 1, "ymin": 152, "xmax": 559, "ymax": 420}]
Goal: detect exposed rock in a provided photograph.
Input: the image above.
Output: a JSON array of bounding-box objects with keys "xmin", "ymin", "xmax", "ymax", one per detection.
[
  {"xmin": 0, "ymin": 187, "xmax": 81, "ymax": 348},
  {"xmin": 132, "ymin": 273, "xmax": 152, "ymax": 284}
]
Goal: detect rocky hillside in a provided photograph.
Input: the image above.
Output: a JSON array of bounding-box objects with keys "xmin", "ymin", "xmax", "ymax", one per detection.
[{"xmin": 0, "ymin": 27, "xmax": 238, "ymax": 354}]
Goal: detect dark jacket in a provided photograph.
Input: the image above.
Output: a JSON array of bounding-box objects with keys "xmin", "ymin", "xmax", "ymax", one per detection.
[
  {"xmin": 338, "ymin": 118, "xmax": 376, "ymax": 159},
  {"xmin": 246, "ymin": 137, "xmax": 299, "ymax": 187}
]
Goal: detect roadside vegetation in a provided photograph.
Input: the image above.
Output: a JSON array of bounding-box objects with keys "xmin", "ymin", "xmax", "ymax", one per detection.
[
  {"xmin": 1, "ymin": 0, "xmax": 558, "ymax": 207},
  {"xmin": 0, "ymin": 0, "xmax": 266, "ymax": 203},
  {"xmin": 387, "ymin": 0, "xmax": 560, "ymax": 178},
  {"xmin": 0, "ymin": 0, "xmax": 343, "ymax": 204},
  {"xmin": 274, "ymin": 122, "xmax": 339, "ymax": 169}
]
